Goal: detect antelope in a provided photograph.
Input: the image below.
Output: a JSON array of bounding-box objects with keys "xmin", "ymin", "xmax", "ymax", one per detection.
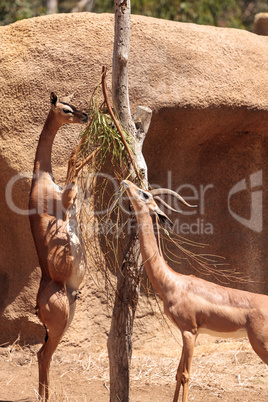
[
  {"xmin": 122, "ymin": 180, "xmax": 268, "ymax": 402},
  {"xmin": 29, "ymin": 92, "xmax": 88, "ymax": 401}
]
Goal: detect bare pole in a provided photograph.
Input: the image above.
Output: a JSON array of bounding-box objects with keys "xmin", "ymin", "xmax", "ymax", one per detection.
[
  {"xmin": 112, "ymin": 0, "xmax": 134, "ymax": 135},
  {"xmin": 46, "ymin": 0, "xmax": 58, "ymax": 14},
  {"xmin": 107, "ymin": 1, "xmax": 152, "ymax": 400},
  {"xmin": 112, "ymin": 1, "xmax": 150, "ymax": 183}
]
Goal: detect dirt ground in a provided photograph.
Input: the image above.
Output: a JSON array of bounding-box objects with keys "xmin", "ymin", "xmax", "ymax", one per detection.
[
  {"xmin": 1, "ymin": 276, "xmax": 267, "ymax": 402},
  {"xmin": 1, "ymin": 334, "xmax": 268, "ymax": 401}
]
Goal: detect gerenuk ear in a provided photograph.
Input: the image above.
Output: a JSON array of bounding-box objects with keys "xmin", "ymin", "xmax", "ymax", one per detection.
[{"xmin": 50, "ymin": 92, "xmax": 58, "ymax": 107}]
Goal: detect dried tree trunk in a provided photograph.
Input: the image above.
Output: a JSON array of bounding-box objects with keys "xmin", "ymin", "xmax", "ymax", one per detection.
[
  {"xmin": 71, "ymin": 0, "xmax": 94, "ymax": 13},
  {"xmin": 107, "ymin": 1, "xmax": 152, "ymax": 401},
  {"xmin": 46, "ymin": 0, "xmax": 58, "ymax": 14}
]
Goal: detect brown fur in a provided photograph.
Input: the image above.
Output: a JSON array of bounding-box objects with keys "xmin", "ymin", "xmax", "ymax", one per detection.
[
  {"xmin": 29, "ymin": 93, "xmax": 88, "ymax": 401},
  {"xmin": 122, "ymin": 180, "xmax": 268, "ymax": 402}
]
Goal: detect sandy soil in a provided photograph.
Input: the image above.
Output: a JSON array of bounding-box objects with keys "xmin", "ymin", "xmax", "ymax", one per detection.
[
  {"xmin": 1, "ymin": 333, "xmax": 268, "ymax": 401},
  {"xmin": 1, "ymin": 276, "xmax": 267, "ymax": 401}
]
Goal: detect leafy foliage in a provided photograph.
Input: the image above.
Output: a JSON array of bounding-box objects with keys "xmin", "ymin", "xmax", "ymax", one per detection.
[
  {"xmin": 93, "ymin": 0, "xmax": 268, "ymax": 30},
  {"xmin": 80, "ymin": 88, "xmax": 133, "ymax": 166},
  {"xmin": 1, "ymin": 0, "xmax": 267, "ymax": 30},
  {"xmin": 0, "ymin": 0, "xmax": 46, "ymax": 25}
]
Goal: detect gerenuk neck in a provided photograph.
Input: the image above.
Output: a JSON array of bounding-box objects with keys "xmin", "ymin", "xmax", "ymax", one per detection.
[
  {"xmin": 33, "ymin": 110, "xmax": 62, "ymax": 176},
  {"xmin": 135, "ymin": 210, "xmax": 175, "ymax": 299}
]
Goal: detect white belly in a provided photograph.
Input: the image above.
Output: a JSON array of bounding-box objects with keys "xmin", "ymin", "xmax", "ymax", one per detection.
[
  {"xmin": 198, "ymin": 327, "xmax": 247, "ymax": 339},
  {"xmin": 66, "ymin": 213, "xmax": 86, "ymax": 291}
]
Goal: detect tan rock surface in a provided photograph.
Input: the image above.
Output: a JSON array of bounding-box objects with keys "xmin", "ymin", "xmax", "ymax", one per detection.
[{"xmin": 0, "ymin": 12, "xmax": 267, "ymax": 346}]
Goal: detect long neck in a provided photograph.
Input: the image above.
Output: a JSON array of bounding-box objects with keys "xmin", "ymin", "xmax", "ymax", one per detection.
[
  {"xmin": 33, "ymin": 109, "xmax": 62, "ymax": 175},
  {"xmin": 136, "ymin": 211, "xmax": 174, "ymax": 298}
]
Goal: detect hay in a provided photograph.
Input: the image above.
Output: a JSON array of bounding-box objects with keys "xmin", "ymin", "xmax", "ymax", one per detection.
[{"xmin": 1, "ymin": 337, "xmax": 268, "ymax": 401}]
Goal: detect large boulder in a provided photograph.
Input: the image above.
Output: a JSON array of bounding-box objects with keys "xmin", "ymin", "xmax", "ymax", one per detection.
[{"xmin": 0, "ymin": 12, "xmax": 267, "ymax": 344}]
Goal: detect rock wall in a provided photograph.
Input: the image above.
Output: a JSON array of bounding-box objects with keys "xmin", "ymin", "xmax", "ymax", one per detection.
[{"xmin": 0, "ymin": 13, "xmax": 267, "ymax": 344}]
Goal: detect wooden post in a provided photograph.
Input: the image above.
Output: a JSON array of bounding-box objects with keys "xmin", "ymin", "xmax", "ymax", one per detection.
[{"xmin": 107, "ymin": 1, "xmax": 152, "ymax": 400}]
